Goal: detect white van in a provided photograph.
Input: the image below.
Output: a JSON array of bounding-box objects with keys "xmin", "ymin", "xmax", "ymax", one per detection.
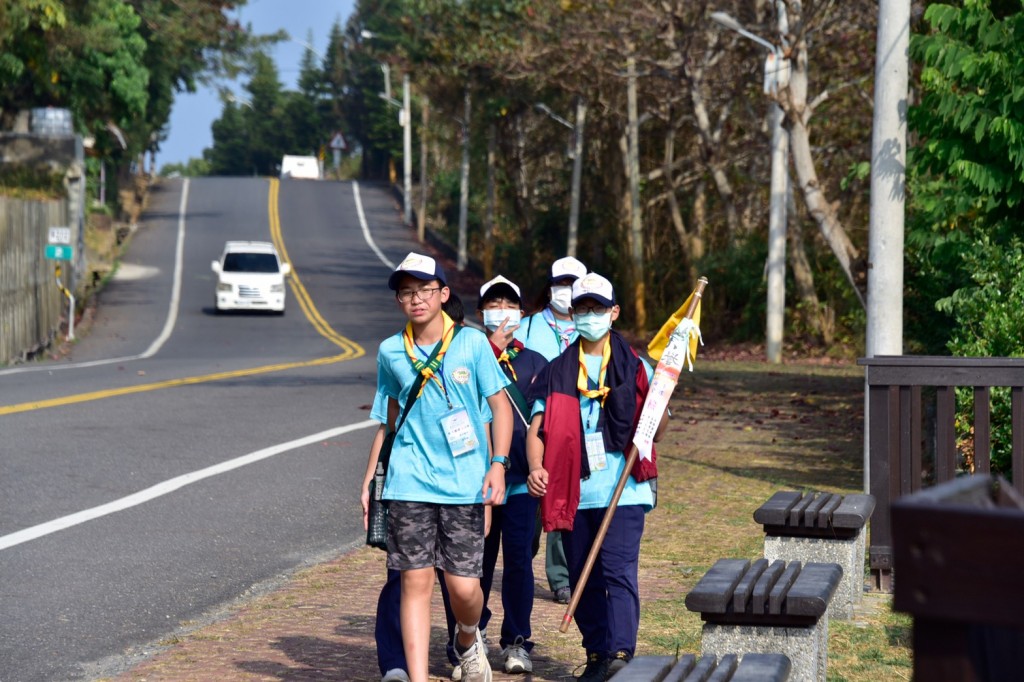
[
  {"xmin": 279, "ymin": 155, "xmax": 320, "ymax": 180},
  {"xmin": 211, "ymin": 241, "xmax": 291, "ymax": 314}
]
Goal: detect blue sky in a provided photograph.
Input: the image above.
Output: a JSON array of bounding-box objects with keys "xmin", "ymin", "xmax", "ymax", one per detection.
[{"xmin": 159, "ymin": 0, "xmax": 356, "ymax": 169}]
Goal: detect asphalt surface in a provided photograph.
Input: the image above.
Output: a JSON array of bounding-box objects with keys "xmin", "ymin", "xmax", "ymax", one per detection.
[{"xmin": 0, "ymin": 177, "xmax": 421, "ymax": 681}]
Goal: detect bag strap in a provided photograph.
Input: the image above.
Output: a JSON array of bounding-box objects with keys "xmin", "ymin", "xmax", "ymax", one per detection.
[
  {"xmin": 392, "ymin": 324, "xmax": 463, "ymax": 435},
  {"xmin": 503, "ymin": 380, "xmax": 530, "ymax": 427}
]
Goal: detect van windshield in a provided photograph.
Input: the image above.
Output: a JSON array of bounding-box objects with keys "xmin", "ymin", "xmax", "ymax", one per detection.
[{"xmin": 223, "ymin": 253, "xmax": 279, "ymax": 273}]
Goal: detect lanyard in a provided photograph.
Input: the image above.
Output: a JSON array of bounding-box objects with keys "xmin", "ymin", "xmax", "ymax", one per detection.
[
  {"xmin": 415, "ymin": 342, "xmax": 452, "ymax": 408},
  {"xmin": 542, "ymin": 307, "xmax": 575, "ymax": 350}
]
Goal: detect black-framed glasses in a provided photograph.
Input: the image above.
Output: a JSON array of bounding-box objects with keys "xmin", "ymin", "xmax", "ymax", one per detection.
[
  {"xmin": 397, "ymin": 286, "xmax": 441, "ymax": 303},
  {"xmin": 573, "ymin": 304, "xmax": 610, "ymax": 315}
]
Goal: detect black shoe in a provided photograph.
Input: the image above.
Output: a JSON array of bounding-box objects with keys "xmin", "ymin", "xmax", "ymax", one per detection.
[
  {"xmin": 605, "ymin": 651, "xmax": 632, "ymax": 679},
  {"xmin": 554, "ymin": 586, "xmax": 571, "ymax": 604},
  {"xmin": 577, "ymin": 653, "xmax": 608, "ymax": 682}
]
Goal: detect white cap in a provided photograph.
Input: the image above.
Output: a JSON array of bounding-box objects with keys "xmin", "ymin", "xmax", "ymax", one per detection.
[
  {"xmin": 549, "ymin": 256, "xmax": 587, "ymax": 283},
  {"xmin": 478, "ymin": 275, "xmax": 522, "ymax": 305},
  {"xmin": 388, "ymin": 252, "xmax": 447, "ymax": 290},
  {"xmin": 572, "ymin": 273, "xmax": 615, "ymax": 308}
]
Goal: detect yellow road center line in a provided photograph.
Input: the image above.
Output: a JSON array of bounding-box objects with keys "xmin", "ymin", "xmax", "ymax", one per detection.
[{"xmin": 1, "ymin": 179, "xmax": 365, "ymax": 416}]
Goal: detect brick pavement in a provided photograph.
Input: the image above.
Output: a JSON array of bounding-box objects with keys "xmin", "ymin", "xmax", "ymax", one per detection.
[{"xmin": 104, "ymin": 543, "xmax": 585, "ymax": 682}]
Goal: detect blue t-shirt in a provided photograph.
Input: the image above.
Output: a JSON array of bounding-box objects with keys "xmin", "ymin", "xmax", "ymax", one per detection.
[
  {"xmin": 372, "ymin": 326, "xmax": 510, "ymax": 504},
  {"xmin": 514, "ymin": 309, "xmax": 578, "ymax": 361},
  {"xmin": 532, "ymin": 353, "xmax": 655, "ymax": 511}
]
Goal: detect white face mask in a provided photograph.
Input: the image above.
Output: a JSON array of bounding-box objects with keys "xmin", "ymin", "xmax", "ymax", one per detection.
[
  {"xmin": 482, "ymin": 308, "xmax": 521, "ymax": 332},
  {"xmin": 549, "ymin": 286, "xmax": 573, "ymax": 314}
]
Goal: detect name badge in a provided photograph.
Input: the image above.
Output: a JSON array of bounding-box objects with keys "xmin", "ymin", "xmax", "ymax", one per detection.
[
  {"xmin": 441, "ymin": 406, "xmax": 477, "ymax": 457},
  {"xmin": 585, "ymin": 431, "xmax": 608, "ymax": 472}
]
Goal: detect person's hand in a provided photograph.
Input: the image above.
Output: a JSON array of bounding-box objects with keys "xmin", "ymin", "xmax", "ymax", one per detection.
[
  {"xmin": 482, "ymin": 465, "xmax": 506, "ymax": 506},
  {"xmin": 526, "ymin": 467, "xmax": 548, "ymax": 497},
  {"xmin": 491, "ymin": 316, "xmax": 519, "ymax": 352}
]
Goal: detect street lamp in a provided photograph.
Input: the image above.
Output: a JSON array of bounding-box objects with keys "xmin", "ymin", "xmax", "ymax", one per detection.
[
  {"xmin": 361, "ymin": 30, "xmax": 413, "ymax": 227},
  {"xmin": 710, "ymin": 7, "xmax": 789, "ymax": 364},
  {"xmin": 534, "ymin": 99, "xmax": 587, "ymax": 259}
]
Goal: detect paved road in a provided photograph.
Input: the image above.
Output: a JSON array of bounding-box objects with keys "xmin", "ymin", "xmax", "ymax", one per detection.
[{"xmin": 0, "ymin": 177, "xmax": 417, "ymax": 681}]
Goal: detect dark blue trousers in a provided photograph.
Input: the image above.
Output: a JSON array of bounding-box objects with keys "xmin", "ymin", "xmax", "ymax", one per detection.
[
  {"xmin": 562, "ymin": 504, "xmax": 645, "ymax": 658},
  {"xmin": 482, "ymin": 492, "xmax": 539, "ymax": 651},
  {"xmin": 375, "ymin": 567, "xmax": 459, "ymax": 674}
]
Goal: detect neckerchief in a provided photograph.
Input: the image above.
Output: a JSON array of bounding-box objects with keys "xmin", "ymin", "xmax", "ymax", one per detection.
[
  {"xmin": 542, "ymin": 307, "xmax": 575, "ymax": 350},
  {"xmin": 498, "ymin": 339, "xmax": 523, "ymax": 382},
  {"xmin": 577, "ymin": 339, "xmax": 611, "ymax": 406},
  {"xmin": 402, "ymin": 311, "xmax": 456, "ymax": 398}
]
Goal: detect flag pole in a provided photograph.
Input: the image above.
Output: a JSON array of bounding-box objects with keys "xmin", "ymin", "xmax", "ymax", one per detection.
[{"xmin": 559, "ymin": 277, "xmax": 707, "ymax": 634}]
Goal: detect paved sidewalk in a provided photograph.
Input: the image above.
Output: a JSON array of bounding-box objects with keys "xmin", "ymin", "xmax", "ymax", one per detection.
[{"xmin": 105, "ymin": 543, "xmax": 585, "ymax": 681}]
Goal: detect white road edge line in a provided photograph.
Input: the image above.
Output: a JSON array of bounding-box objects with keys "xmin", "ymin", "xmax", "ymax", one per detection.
[
  {"xmin": 353, "ymin": 180, "xmax": 395, "ymax": 270},
  {"xmin": 0, "ymin": 178, "xmax": 190, "ymax": 376},
  {"xmin": 0, "ymin": 419, "xmax": 378, "ymax": 552}
]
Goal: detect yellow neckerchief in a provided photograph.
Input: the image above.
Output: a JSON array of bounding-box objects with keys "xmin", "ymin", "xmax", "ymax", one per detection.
[
  {"xmin": 497, "ymin": 342, "xmax": 522, "ymax": 382},
  {"xmin": 577, "ymin": 339, "xmax": 611, "ymax": 406},
  {"xmin": 402, "ymin": 311, "xmax": 456, "ymax": 398}
]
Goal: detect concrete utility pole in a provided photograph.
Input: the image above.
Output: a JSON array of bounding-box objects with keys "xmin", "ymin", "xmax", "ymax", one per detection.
[
  {"xmin": 626, "ymin": 54, "xmax": 646, "ymax": 330},
  {"xmin": 418, "ymin": 97, "xmax": 429, "ymax": 243},
  {"xmin": 865, "ymin": 0, "xmax": 910, "ymax": 489}
]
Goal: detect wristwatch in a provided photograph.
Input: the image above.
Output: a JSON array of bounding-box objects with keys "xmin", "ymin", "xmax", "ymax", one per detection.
[{"xmin": 490, "ymin": 455, "xmax": 510, "ymax": 471}]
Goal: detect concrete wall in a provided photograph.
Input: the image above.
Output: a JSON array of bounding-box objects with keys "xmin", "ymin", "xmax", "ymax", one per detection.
[{"xmin": 0, "ymin": 196, "xmax": 66, "ymax": 365}]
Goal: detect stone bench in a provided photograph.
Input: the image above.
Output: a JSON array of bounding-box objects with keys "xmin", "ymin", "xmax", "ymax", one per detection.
[
  {"xmin": 609, "ymin": 653, "xmax": 791, "ymax": 681},
  {"xmin": 753, "ymin": 491, "xmax": 874, "ymax": 619},
  {"xmin": 684, "ymin": 558, "xmax": 842, "ymax": 682}
]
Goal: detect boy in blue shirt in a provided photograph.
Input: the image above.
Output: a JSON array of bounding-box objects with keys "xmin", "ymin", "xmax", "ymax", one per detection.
[
  {"xmin": 525, "ymin": 273, "xmax": 669, "ymax": 682},
  {"xmin": 362, "ymin": 253, "xmax": 512, "ymax": 682}
]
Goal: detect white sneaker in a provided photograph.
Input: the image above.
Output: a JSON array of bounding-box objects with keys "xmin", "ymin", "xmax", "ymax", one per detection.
[
  {"xmin": 502, "ymin": 636, "xmax": 533, "ymax": 674},
  {"xmin": 455, "ymin": 628, "xmax": 493, "ymax": 682},
  {"xmin": 381, "ymin": 668, "xmax": 410, "ymax": 682},
  {"xmin": 450, "ymin": 663, "xmax": 463, "ymax": 681}
]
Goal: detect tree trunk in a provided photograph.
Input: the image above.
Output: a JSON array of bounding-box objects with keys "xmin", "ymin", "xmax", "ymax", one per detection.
[
  {"xmin": 690, "ymin": 80, "xmax": 740, "ymax": 239},
  {"xmin": 485, "ymin": 123, "xmax": 496, "ymax": 278},
  {"xmin": 626, "ymin": 55, "xmax": 647, "ymax": 330},
  {"xmin": 783, "ymin": 18, "xmax": 867, "ymax": 306}
]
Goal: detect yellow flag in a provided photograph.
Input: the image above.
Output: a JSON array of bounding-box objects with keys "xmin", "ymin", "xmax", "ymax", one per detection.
[{"xmin": 647, "ymin": 292, "xmax": 702, "ymax": 363}]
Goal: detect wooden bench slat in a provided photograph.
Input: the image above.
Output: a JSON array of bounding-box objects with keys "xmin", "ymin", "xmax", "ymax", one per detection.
[
  {"xmin": 786, "ymin": 562, "xmax": 843, "ymax": 617},
  {"xmin": 832, "ymin": 494, "xmax": 877, "ymax": 528},
  {"xmin": 706, "ymin": 653, "xmax": 738, "ymax": 682},
  {"xmin": 803, "ymin": 493, "xmax": 831, "ymax": 526},
  {"xmin": 732, "ymin": 654, "xmax": 793, "ymax": 682},
  {"xmin": 788, "ymin": 493, "xmax": 815, "ymax": 526},
  {"xmin": 608, "ymin": 654, "xmax": 676, "ymax": 681},
  {"xmin": 751, "ymin": 560, "xmax": 785, "ymax": 614},
  {"xmin": 752, "ymin": 491, "xmax": 802, "ymax": 526},
  {"xmin": 732, "ymin": 558, "xmax": 769, "ymax": 613},
  {"xmin": 684, "ymin": 559, "xmax": 749, "ymax": 614},
  {"xmin": 817, "ymin": 494, "xmax": 843, "ymax": 528},
  {"xmin": 661, "ymin": 654, "xmax": 697, "ymax": 682},
  {"xmin": 681, "ymin": 655, "xmax": 718, "ymax": 681},
  {"xmin": 769, "ymin": 561, "xmax": 802, "ymax": 615}
]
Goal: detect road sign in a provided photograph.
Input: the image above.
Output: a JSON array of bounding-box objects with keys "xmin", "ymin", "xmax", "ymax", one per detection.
[
  {"xmin": 329, "ymin": 132, "xmax": 348, "ymax": 151},
  {"xmin": 48, "ymin": 226, "xmax": 72, "ymax": 244},
  {"xmin": 45, "ymin": 244, "xmax": 74, "ymax": 260}
]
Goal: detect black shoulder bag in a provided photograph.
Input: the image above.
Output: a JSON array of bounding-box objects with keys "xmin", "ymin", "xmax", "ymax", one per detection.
[{"xmin": 366, "ymin": 326, "xmax": 460, "ymax": 550}]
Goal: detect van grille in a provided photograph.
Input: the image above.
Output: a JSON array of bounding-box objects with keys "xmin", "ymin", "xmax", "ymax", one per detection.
[{"xmin": 238, "ymin": 285, "xmax": 262, "ymax": 298}]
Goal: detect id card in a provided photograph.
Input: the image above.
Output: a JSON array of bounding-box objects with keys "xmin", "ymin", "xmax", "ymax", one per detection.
[
  {"xmin": 585, "ymin": 431, "xmax": 608, "ymax": 472},
  {"xmin": 441, "ymin": 407, "xmax": 478, "ymax": 457}
]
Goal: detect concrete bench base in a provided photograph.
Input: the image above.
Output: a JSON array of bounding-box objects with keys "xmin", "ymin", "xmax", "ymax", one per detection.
[
  {"xmin": 701, "ymin": 621, "xmax": 828, "ymax": 682},
  {"xmin": 764, "ymin": 531, "xmax": 865, "ymax": 620}
]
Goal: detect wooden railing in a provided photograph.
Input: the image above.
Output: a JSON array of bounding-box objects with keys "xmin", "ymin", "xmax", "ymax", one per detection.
[{"xmin": 858, "ymin": 356, "xmax": 1024, "ymax": 591}]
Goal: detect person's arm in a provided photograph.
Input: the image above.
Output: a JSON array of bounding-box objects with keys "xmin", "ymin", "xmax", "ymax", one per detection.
[
  {"xmin": 482, "ymin": 390, "xmax": 512, "ymax": 506},
  {"xmin": 525, "ymin": 413, "xmax": 547, "ymax": 497},
  {"xmin": 361, "ymin": 398, "xmax": 399, "ymax": 530}
]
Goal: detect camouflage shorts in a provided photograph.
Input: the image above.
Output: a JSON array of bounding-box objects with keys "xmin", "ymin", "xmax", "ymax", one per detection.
[{"xmin": 386, "ymin": 501, "xmax": 485, "ymax": 577}]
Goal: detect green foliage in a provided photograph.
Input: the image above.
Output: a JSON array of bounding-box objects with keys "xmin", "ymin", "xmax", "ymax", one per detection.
[
  {"xmin": 697, "ymin": 236, "xmax": 768, "ymax": 342},
  {"xmin": 0, "ymin": 164, "xmax": 66, "ymax": 199},
  {"xmin": 159, "ymin": 158, "xmax": 212, "ymax": 177}
]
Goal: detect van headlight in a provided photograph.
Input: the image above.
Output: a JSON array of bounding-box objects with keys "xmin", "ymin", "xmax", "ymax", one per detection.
[
  {"xmin": 270, "ymin": 283, "xmax": 285, "ymax": 293},
  {"xmin": 217, "ymin": 282, "xmax": 233, "ymax": 293}
]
